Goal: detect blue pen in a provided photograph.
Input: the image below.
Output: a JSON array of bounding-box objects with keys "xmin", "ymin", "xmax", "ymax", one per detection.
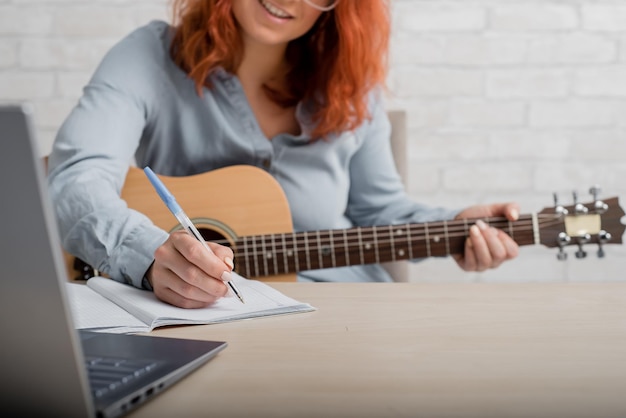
[{"xmin": 144, "ymin": 166, "xmax": 245, "ymax": 304}]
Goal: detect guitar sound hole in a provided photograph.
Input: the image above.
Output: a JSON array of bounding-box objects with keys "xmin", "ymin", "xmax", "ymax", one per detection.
[{"xmin": 198, "ymin": 228, "xmax": 231, "ymax": 249}]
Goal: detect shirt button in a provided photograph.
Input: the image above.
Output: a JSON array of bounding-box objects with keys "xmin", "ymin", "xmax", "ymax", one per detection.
[{"xmin": 261, "ymin": 159, "xmax": 271, "ymax": 169}]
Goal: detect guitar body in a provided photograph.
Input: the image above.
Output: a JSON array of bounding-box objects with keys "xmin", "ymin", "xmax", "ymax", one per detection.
[{"xmin": 121, "ymin": 165, "xmax": 296, "ymax": 282}]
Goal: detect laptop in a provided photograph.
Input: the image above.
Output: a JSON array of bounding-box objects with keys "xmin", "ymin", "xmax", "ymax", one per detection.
[{"xmin": 0, "ymin": 104, "xmax": 227, "ymax": 418}]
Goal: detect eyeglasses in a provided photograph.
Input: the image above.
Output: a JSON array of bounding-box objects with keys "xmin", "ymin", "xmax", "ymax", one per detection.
[{"xmin": 303, "ymin": 0, "xmax": 339, "ymax": 12}]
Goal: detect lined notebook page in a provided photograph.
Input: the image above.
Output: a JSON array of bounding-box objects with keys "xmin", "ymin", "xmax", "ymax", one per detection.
[
  {"xmin": 68, "ymin": 274, "xmax": 315, "ymax": 333},
  {"xmin": 66, "ymin": 283, "xmax": 150, "ymax": 333}
]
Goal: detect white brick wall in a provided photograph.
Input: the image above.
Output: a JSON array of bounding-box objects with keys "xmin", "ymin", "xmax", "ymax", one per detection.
[
  {"xmin": 0, "ymin": 0, "xmax": 171, "ymax": 150},
  {"xmin": 389, "ymin": 0, "xmax": 626, "ymax": 282},
  {"xmin": 1, "ymin": 0, "xmax": 625, "ymax": 283}
]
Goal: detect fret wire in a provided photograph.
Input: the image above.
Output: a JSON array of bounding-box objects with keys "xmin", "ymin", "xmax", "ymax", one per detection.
[
  {"xmin": 405, "ymin": 223, "xmax": 413, "ymax": 260},
  {"xmin": 388, "ymin": 225, "xmax": 396, "ymax": 261},
  {"xmin": 316, "ymin": 230, "xmax": 323, "ymax": 269},
  {"xmin": 399, "ymin": 226, "xmax": 406, "ymax": 259},
  {"xmin": 443, "ymin": 220, "xmax": 450, "ymax": 256},
  {"xmin": 261, "ymin": 235, "xmax": 268, "ymax": 276},
  {"xmin": 292, "ymin": 231, "xmax": 300, "ymax": 273},
  {"xmin": 243, "ymin": 236, "xmax": 251, "ymax": 278},
  {"xmin": 330, "ymin": 230, "xmax": 337, "ymax": 267},
  {"xmin": 304, "ymin": 232, "xmax": 311, "ymax": 270},
  {"xmin": 253, "ymin": 236, "xmax": 260, "ymax": 277},
  {"xmin": 343, "ymin": 229, "xmax": 350, "ymax": 266},
  {"xmin": 463, "ymin": 218, "xmax": 469, "ymax": 240},
  {"xmin": 425, "ymin": 223, "xmax": 431, "ymax": 257},
  {"xmin": 373, "ymin": 227, "xmax": 380, "ymax": 263},
  {"xmin": 271, "ymin": 234, "xmax": 278, "ymax": 275},
  {"xmin": 281, "ymin": 233, "xmax": 288, "ymax": 274},
  {"xmin": 400, "ymin": 226, "xmax": 407, "ymax": 259},
  {"xmin": 357, "ymin": 227, "xmax": 365, "ymax": 265}
]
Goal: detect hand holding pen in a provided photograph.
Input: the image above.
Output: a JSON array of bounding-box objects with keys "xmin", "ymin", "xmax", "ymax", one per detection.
[{"xmin": 144, "ymin": 167, "xmax": 245, "ymax": 307}]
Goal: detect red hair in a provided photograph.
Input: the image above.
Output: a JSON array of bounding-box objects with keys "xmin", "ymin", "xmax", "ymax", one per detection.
[{"xmin": 170, "ymin": 0, "xmax": 390, "ymax": 138}]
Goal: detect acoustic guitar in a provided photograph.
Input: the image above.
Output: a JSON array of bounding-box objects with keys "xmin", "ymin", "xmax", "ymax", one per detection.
[{"xmin": 67, "ymin": 165, "xmax": 625, "ymax": 282}]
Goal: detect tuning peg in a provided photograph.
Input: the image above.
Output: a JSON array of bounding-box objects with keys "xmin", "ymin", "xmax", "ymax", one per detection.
[
  {"xmin": 553, "ymin": 193, "xmax": 568, "ymax": 216},
  {"xmin": 597, "ymin": 230, "xmax": 612, "ymax": 258},
  {"xmin": 589, "ymin": 185, "xmax": 601, "ymax": 200},
  {"xmin": 588, "ymin": 186, "xmax": 609, "ymax": 214},
  {"xmin": 575, "ymin": 233, "xmax": 591, "ymax": 259},
  {"xmin": 556, "ymin": 232, "xmax": 570, "ymax": 261},
  {"xmin": 573, "ymin": 191, "xmax": 589, "ymax": 215},
  {"xmin": 595, "ymin": 200, "xmax": 609, "ymax": 213}
]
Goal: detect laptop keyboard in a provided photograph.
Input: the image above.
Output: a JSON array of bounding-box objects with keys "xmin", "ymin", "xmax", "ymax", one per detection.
[{"xmin": 85, "ymin": 356, "xmax": 159, "ymax": 398}]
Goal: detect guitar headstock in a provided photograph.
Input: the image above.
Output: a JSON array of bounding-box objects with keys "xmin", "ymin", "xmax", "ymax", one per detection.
[{"xmin": 538, "ymin": 187, "xmax": 625, "ymax": 260}]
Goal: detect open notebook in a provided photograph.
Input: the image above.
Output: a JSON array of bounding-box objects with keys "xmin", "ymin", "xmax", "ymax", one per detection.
[{"xmin": 68, "ymin": 273, "xmax": 316, "ymax": 334}]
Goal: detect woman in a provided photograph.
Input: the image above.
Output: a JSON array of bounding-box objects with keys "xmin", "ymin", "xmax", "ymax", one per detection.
[{"xmin": 48, "ymin": 0, "xmax": 519, "ymax": 308}]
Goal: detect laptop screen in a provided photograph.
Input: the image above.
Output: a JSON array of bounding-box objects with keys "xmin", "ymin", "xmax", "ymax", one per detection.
[
  {"xmin": 0, "ymin": 104, "xmax": 227, "ymax": 418},
  {"xmin": 0, "ymin": 104, "xmax": 95, "ymax": 416}
]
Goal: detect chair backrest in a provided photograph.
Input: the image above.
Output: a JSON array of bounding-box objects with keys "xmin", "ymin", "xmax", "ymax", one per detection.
[
  {"xmin": 387, "ymin": 110, "xmax": 408, "ymax": 182},
  {"xmin": 382, "ymin": 110, "xmax": 410, "ymax": 282}
]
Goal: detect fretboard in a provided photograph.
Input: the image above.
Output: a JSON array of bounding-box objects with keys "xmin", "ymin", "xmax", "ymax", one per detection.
[{"xmin": 233, "ymin": 215, "xmax": 538, "ymax": 278}]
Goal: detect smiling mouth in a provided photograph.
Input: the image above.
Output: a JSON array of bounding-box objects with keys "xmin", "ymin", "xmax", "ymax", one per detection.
[{"xmin": 258, "ymin": 0, "xmax": 293, "ymax": 19}]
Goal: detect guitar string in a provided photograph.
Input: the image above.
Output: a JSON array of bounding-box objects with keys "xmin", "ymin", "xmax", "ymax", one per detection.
[
  {"xmin": 175, "ymin": 204, "xmax": 610, "ymax": 275},
  {"xmin": 206, "ymin": 215, "xmax": 563, "ymax": 249},
  {"xmin": 229, "ymin": 219, "xmax": 567, "ymax": 262},
  {"xmin": 231, "ymin": 216, "xmax": 609, "ymax": 275}
]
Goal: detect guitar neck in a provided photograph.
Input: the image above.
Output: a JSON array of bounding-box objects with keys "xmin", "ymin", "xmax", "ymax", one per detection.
[{"xmin": 233, "ymin": 215, "xmax": 538, "ymax": 278}]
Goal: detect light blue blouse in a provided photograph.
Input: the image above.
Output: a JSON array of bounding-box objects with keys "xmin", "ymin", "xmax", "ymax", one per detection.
[{"xmin": 47, "ymin": 21, "xmax": 457, "ymax": 288}]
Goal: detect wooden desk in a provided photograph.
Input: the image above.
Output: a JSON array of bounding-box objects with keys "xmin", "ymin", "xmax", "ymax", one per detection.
[{"xmin": 129, "ymin": 282, "xmax": 626, "ymax": 418}]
